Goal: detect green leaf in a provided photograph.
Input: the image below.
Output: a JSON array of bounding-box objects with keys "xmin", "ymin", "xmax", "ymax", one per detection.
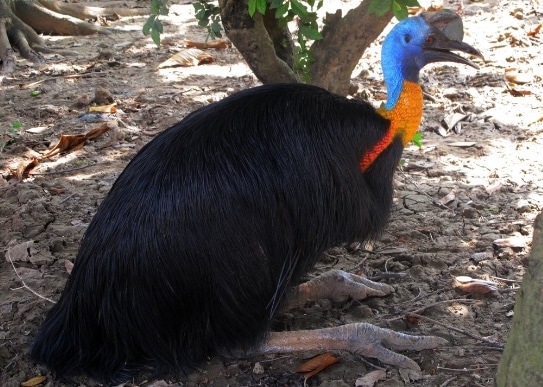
[
  {"xmin": 393, "ymin": 5, "xmax": 408, "ymax": 20},
  {"xmin": 256, "ymin": 0, "xmax": 267, "ymax": 15},
  {"xmin": 402, "ymin": 0, "xmax": 420, "ymax": 7},
  {"xmin": 299, "ymin": 25, "xmax": 322, "ymax": 40},
  {"xmin": 151, "ymin": 28, "xmax": 161, "ymax": 46},
  {"xmin": 275, "ymin": 3, "xmax": 289, "ymax": 18},
  {"xmin": 368, "ymin": 0, "xmax": 392, "ymax": 17},
  {"xmin": 290, "ymin": 0, "xmax": 309, "ymax": 18},
  {"xmin": 270, "ymin": 0, "xmax": 284, "ymax": 9},
  {"xmin": 142, "ymin": 15, "xmax": 156, "ymax": 35},
  {"xmin": 30, "ymin": 90, "xmax": 41, "ymax": 97},
  {"xmin": 411, "ymin": 132, "xmax": 423, "ymax": 148},
  {"xmin": 12, "ymin": 121, "xmax": 22, "ymax": 129},
  {"xmin": 248, "ymin": 0, "xmax": 257, "ymax": 17}
]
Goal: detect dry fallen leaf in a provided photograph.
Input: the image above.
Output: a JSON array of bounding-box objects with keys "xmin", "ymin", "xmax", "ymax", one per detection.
[
  {"xmin": 493, "ymin": 236, "xmax": 528, "ymax": 248},
  {"xmin": 157, "ymin": 48, "xmax": 215, "ymax": 69},
  {"xmin": 42, "ymin": 123, "xmax": 110, "ymax": 158},
  {"xmin": 527, "ymin": 23, "xmax": 542, "ymax": 37},
  {"xmin": 42, "ymin": 134, "xmax": 86, "ymax": 158},
  {"xmin": 10, "ymin": 157, "xmax": 39, "ymax": 180},
  {"xmin": 485, "ymin": 181, "xmax": 502, "ymax": 195},
  {"xmin": 185, "ymin": 38, "xmax": 230, "ymax": 49},
  {"xmin": 439, "ymin": 190, "xmax": 456, "ymax": 205},
  {"xmin": 88, "ymin": 104, "xmax": 117, "ymax": 113},
  {"xmin": 505, "ymin": 69, "xmax": 533, "ymax": 84},
  {"xmin": 296, "ymin": 352, "xmax": 338, "ymax": 379},
  {"xmin": 355, "ymin": 369, "xmax": 387, "ymax": 387},
  {"xmin": 457, "ymin": 282, "xmax": 496, "ymax": 294},
  {"xmin": 21, "ymin": 375, "xmax": 47, "ymax": 386},
  {"xmin": 85, "ymin": 122, "xmax": 111, "ymax": 141}
]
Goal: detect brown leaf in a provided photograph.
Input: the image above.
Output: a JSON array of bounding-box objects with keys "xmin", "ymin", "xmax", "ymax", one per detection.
[
  {"xmin": 42, "ymin": 134, "xmax": 86, "ymax": 158},
  {"xmin": 85, "ymin": 122, "xmax": 110, "ymax": 141},
  {"xmin": 355, "ymin": 369, "xmax": 387, "ymax": 387},
  {"xmin": 505, "ymin": 69, "xmax": 533, "ymax": 84},
  {"xmin": 157, "ymin": 48, "xmax": 215, "ymax": 69},
  {"xmin": 185, "ymin": 38, "xmax": 230, "ymax": 49},
  {"xmin": 506, "ymin": 88, "xmax": 532, "ymax": 97},
  {"xmin": 10, "ymin": 157, "xmax": 39, "ymax": 180},
  {"xmin": 43, "ymin": 124, "xmax": 110, "ymax": 158},
  {"xmin": 21, "ymin": 375, "xmax": 47, "ymax": 386},
  {"xmin": 296, "ymin": 352, "xmax": 338, "ymax": 379},
  {"xmin": 456, "ymin": 282, "xmax": 495, "ymax": 294},
  {"xmin": 439, "ymin": 190, "xmax": 456, "ymax": 205},
  {"xmin": 527, "ymin": 23, "xmax": 542, "ymax": 37},
  {"xmin": 88, "ymin": 104, "xmax": 117, "ymax": 113}
]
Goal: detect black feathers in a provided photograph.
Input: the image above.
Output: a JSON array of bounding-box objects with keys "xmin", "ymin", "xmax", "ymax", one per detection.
[{"xmin": 31, "ymin": 83, "xmax": 402, "ymax": 383}]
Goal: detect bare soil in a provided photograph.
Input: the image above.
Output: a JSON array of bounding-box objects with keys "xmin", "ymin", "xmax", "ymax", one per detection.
[{"xmin": 1, "ymin": 1, "xmax": 542, "ymax": 386}]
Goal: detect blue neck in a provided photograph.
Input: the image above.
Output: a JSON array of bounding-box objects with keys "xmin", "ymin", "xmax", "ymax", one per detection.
[
  {"xmin": 381, "ymin": 16, "xmax": 430, "ymax": 110},
  {"xmin": 381, "ymin": 51, "xmax": 420, "ymax": 110}
]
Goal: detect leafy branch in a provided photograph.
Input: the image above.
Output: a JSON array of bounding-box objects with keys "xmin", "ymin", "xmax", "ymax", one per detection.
[{"xmin": 143, "ymin": 0, "xmax": 169, "ymax": 46}]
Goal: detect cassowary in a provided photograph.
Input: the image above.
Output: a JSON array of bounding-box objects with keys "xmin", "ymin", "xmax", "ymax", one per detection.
[{"xmin": 31, "ymin": 10, "xmax": 482, "ymax": 384}]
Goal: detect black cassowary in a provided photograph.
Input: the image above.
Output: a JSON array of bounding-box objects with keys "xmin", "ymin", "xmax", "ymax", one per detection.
[{"xmin": 31, "ymin": 10, "xmax": 483, "ymax": 384}]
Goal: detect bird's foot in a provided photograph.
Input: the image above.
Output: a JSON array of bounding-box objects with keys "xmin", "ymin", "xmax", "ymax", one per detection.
[
  {"xmin": 342, "ymin": 323, "xmax": 447, "ymax": 370},
  {"xmin": 288, "ymin": 269, "xmax": 394, "ymax": 308},
  {"xmin": 260, "ymin": 323, "xmax": 447, "ymax": 371}
]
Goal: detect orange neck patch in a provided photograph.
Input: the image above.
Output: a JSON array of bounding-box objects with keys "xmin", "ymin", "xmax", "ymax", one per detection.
[{"xmin": 360, "ymin": 81, "xmax": 423, "ymax": 172}]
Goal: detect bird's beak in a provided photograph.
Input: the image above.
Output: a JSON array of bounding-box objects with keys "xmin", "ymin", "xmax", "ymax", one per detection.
[{"xmin": 420, "ymin": 10, "xmax": 484, "ymax": 69}]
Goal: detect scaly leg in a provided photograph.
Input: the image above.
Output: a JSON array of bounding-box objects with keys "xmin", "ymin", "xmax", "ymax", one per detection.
[
  {"xmin": 259, "ymin": 323, "xmax": 447, "ymax": 370},
  {"xmin": 287, "ymin": 269, "xmax": 395, "ymax": 309}
]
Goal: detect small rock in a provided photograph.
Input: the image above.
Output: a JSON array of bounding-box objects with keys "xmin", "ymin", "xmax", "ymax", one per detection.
[
  {"xmin": 94, "ymin": 86, "xmax": 114, "ymax": 104},
  {"xmin": 253, "ymin": 362, "xmax": 264, "ymax": 374}
]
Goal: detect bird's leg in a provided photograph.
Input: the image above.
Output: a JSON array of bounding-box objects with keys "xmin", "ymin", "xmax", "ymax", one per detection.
[
  {"xmin": 258, "ymin": 323, "xmax": 447, "ymax": 370},
  {"xmin": 286, "ymin": 269, "xmax": 395, "ymax": 309}
]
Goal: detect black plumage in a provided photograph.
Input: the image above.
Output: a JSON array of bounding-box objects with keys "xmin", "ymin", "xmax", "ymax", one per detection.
[{"xmin": 31, "ymin": 84, "xmax": 402, "ymax": 383}]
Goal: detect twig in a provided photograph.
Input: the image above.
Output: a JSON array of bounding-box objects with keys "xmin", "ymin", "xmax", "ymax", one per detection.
[
  {"xmin": 436, "ymin": 365, "xmax": 496, "ymax": 372},
  {"xmin": 384, "ymin": 298, "xmax": 478, "ymax": 321},
  {"xmin": 406, "ymin": 312, "xmax": 504, "ymax": 349},
  {"xmin": 6, "ymin": 247, "xmax": 56, "ymax": 304},
  {"xmin": 440, "ymin": 376, "xmax": 458, "ymax": 387},
  {"xmin": 20, "ymin": 72, "xmax": 107, "ymax": 89}
]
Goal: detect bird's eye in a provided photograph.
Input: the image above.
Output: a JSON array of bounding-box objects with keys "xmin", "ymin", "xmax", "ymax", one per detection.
[
  {"xmin": 404, "ymin": 35, "xmax": 411, "ymax": 43},
  {"xmin": 425, "ymin": 36, "xmax": 434, "ymax": 44}
]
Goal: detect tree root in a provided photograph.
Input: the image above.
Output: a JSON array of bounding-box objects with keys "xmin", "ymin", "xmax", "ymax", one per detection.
[{"xmin": 0, "ymin": 0, "xmax": 148, "ymax": 74}]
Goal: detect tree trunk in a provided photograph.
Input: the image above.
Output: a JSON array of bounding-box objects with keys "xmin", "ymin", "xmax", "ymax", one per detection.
[
  {"xmin": 308, "ymin": 1, "xmax": 392, "ymax": 95},
  {"xmin": 219, "ymin": 0, "xmax": 392, "ymax": 96},
  {"xmin": 496, "ymin": 211, "xmax": 543, "ymax": 386},
  {"xmin": 219, "ymin": 0, "xmax": 299, "ymax": 84}
]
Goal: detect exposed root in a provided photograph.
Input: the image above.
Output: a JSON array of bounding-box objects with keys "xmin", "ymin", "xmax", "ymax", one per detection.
[
  {"xmin": 37, "ymin": 0, "xmax": 148, "ymax": 20},
  {"xmin": 0, "ymin": 0, "xmax": 148, "ymax": 72},
  {"xmin": 0, "ymin": 18, "xmax": 16, "ymax": 74}
]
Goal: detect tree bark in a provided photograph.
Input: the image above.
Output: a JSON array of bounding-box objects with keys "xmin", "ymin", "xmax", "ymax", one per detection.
[
  {"xmin": 0, "ymin": 0, "xmax": 149, "ymax": 74},
  {"xmin": 309, "ymin": 1, "xmax": 392, "ymax": 95},
  {"xmin": 219, "ymin": 0, "xmax": 299, "ymax": 84},
  {"xmin": 496, "ymin": 211, "xmax": 543, "ymax": 386},
  {"xmin": 219, "ymin": 0, "xmax": 391, "ymax": 96}
]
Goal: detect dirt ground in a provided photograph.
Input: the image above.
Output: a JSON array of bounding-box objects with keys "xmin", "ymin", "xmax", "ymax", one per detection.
[{"xmin": 1, "ymin": 0, "xmax": 542, "ymax": 386}]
